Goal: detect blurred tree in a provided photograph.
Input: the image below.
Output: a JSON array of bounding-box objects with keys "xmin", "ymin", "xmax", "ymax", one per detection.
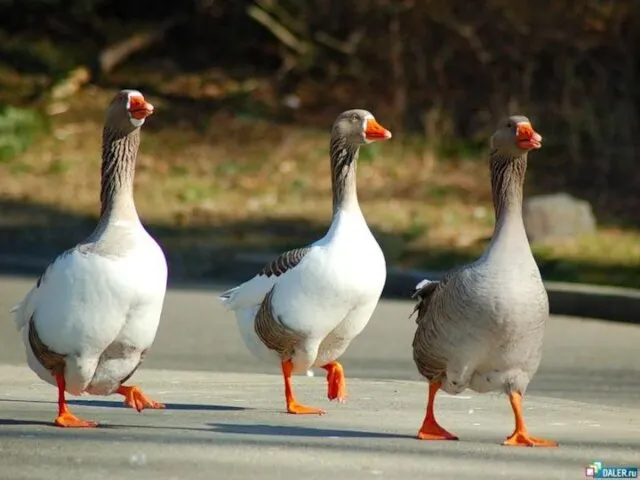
[{"xmin": 0, "ymin": 0, "xmax": 638, "ymax": 219}]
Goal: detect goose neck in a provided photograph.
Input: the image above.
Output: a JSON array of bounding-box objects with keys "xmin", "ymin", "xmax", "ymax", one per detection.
[
  {"xmin": 330, "ymin": 136, "xmax": 360, "ymax": 215},
  {"xmin": 486, "ymin": 151, "xmax": 530, "ymax": 251},
  {"xmin": 99, "ymin": 126, "xmax": 140, "ymax": 222},
  {"xmin": 489, "ymin": 151, "xmax": 528, "ymax": 221}
]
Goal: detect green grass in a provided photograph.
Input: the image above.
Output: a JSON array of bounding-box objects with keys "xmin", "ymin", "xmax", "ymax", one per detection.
[{"xmin": 0, "ymin": 106, "xmax": 47, "ymax": 163}]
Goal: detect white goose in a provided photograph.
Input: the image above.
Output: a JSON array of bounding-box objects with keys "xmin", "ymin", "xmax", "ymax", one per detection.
[
  {"xmin": 11, "ymin": 89, "xmax": 168, "ymax": 428},
  {"xmin": 220, "ymin": 110, "xmax": 392, "ymax": 414}
]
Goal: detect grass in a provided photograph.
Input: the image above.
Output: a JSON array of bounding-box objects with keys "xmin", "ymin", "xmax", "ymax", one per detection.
[
  {"xmin": 1, "ymin": 86, "xmax": 639, "ymax": 288},
  {"xmin": 0, "ymin": 105, "xmax": 48, "ymax": 163}
]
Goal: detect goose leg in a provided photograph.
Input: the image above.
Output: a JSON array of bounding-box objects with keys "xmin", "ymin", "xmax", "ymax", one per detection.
[
  {"xmin": 54, "ymin": 373, "xmax": 97, "ymax": 428},
  {"xmin": 502, "ymin": 391, "xmax": 558, "ymax": 447},
  {"xmin": 321, "ymin": 361, "xmax": 347, "ymax": 403},
  {"xmin": 282, "ymin": 360, "xmax": 325, "ymax": 415},
  {"xmin": 417, "ymin": 382, "xmax": 458, "ymax": 440},
  {"xmin": 117, "ymin": 385, "xmax": 165, "ymax": 412}
]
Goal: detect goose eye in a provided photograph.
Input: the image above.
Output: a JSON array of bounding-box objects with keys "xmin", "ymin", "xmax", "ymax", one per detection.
[{"xmin": 351, "ymin": 114, "xmax": 359, "ymax": 123}]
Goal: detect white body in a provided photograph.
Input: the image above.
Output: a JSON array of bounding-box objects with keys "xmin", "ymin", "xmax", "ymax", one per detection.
[
  {"xmin": 12, "ymin": 220, "xmax": 167, "ymax": 396},
  {"xmin": 222, "ymin": 208, "xmax": 386, "ymax": 373}
]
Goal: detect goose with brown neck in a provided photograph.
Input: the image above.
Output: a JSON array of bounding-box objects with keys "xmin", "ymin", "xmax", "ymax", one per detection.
[
  {"xmin": 411, "ymin": 115, "xmax": 558, "ymax": 447},
  {"xmin": 11, "ymin": 90, "xmax": 168, "ymax": 428},
  {"xmin": 220, "ymin": 109, "xmax": 392, "ymax": 415}
]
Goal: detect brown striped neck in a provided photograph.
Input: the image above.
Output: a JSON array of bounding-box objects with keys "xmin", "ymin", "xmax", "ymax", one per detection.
[
  {"xmin": 330, "ymin": 135, "xmax": 360, "ymax": 215},
  {"xmin": 99, "ymin": 125, "xmax": 140, "ymax": 222},
  {"xmin": 489, "ymin": 150, "xmax": 528, "ymax": 221}
]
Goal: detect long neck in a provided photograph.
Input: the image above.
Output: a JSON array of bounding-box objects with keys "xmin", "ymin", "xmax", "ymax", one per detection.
[
  {"xmin": 100, "ymin": 126, "xmax": 140, "ymax": 221},
  {"xmin": 485, "ymin": 150, "xmax": 532, "ymax": 256},
  {"xmin": 330, "ymin": 135, "xmax": 360, "ymax": 215},
  {"xmin": 489, "ymin": 150, "xmax": 528, "ymax": 222}
]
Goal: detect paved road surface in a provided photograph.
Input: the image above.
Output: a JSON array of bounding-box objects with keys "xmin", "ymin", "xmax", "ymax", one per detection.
[{"xmin": 0, "ymin": 274, "xmax": 639, "ymax": 480}]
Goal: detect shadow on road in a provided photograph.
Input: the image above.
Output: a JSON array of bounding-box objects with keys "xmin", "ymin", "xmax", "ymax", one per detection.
[
  {"xmin": 70, "ymin": 399, "xmax": 248, "ymax": 412},
  {"xmin": 207, "ymin": 422, "xmax": 411, "ymax": 439},
  {"xmin": 0, "ymin": 418, "xmax": 52, "ymax": 427},
  {"xmin": 0, "ymin": 398, "xmax": 247, "ymax": 412}
]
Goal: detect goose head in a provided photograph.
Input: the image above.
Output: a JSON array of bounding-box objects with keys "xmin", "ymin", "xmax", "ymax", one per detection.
[
  {"xmin": 332, "ymin": 109, "xmax": 392, "ymax": 146},
  {"xmin": 105, "ymin": 89, "xmax": 154, "ymax": 134},
  {"xmin": 490, "ymin": 115, "xmax": 542, "ymax": 157}
]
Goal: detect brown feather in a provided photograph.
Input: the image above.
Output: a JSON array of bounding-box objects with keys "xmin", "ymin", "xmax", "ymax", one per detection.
[
  {"xmin": 259, "ymin": 248, "xmax": 310, "ymax": 278},
  {"xmin": 28, "ymin": 316, "xmax": 66, "ymax": 374},
  {"xmin": 254, "ymin": 287, "xmax": 305, "ymax": 359}
]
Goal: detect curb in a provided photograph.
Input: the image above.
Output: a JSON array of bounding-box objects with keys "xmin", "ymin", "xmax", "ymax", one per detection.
[
  {"xmin": 219, "ymin": 253, "xmax": 640, "ymax": 325},
  {"xmin": 1, "ymin": 252, "xmax": 638, "ymax": 325}
]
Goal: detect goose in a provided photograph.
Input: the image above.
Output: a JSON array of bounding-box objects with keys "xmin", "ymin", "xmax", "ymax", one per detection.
[
  {"xmin": 11, "ymin": 89, "xmax": 168, "ymax": 428},
  {"xmin": 411, "ymin": 115, "xmax": 558, "ymax": 447},
  {"xmin": 220, "ymin": 109, "xmax": 392, "ymax": 414}
]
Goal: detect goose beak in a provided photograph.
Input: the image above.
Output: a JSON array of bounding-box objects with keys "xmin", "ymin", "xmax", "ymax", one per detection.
[
  {"xmin": 129, "ymin": 95, "xmax": 154, "ymax": 120},
  {"xmin": 516, "ymin": 122, "xmax": 542, "ymax": 150},
  {"xmin": 364, "ymin": 118, "xmax": 392, "ymax": 141}
]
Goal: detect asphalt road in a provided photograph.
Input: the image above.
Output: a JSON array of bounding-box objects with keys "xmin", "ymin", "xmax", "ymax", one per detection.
[{"xmin": 0, "ymin": 274, "xmax": 639, "ymax": 480}]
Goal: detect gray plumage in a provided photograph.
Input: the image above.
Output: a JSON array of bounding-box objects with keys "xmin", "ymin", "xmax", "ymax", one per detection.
[{"xmin": 412, "ymin": 115, "xmax": 548, "ymax": 397}]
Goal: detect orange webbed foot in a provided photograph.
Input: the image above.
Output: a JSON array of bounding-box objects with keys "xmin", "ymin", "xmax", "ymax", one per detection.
[
  {"xmin": 323, "ymin": 362, "xmax": 347, "ymax": 403},
  {"xmin": 117, "ymin": 385, "xmax": 165, "ymax": 412},
  {"xmin": 417, "ymin": 420, "xmax": 459, "ymax": 441},
  {"xmin": 281, "ymin": 359, "xmax": 326, "ymax": 415},
  {"xmin": 503, "ymin": 431, "xmax": 558, "ymax": 447},
  {"xmin": 287, "ymin": 401, "xmax": 326, "ymax": 415},
  {"xmin": 55, "ymin": 411, "xmax": 98, "ymax": 428},
  {"xmin": 503, "ymin": 391, "xmax": 558, "ymax": 447},
  {"xmin": 416, "ymin": 382, "xmax": 458, "ymax": 441},
  {"xmin": 53, "ymin": 373, "xmax": 97, "ymax": 428}
]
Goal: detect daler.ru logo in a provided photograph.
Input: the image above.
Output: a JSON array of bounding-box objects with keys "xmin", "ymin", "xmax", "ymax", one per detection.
[{"xmin": 585, "ymin": 461, "xmax": 638, "ymax": 478}]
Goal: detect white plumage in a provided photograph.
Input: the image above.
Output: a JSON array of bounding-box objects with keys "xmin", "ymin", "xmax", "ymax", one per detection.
[
  {"xmin": 222, "ymin": 209, "xmax": 386, "ymax": 369},
  {"xmin": 10, "ymin": 89, "xmax": 167, "ymax": 427},
  {"xmin": 220, "ymin": 109, "xmax": 392, "ymax": 414},
  {"xmin": 13, "ymin": 231, "xmax": 166, "ymax": 396}
]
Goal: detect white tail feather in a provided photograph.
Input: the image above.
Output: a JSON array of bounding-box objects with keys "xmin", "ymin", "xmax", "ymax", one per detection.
[
  {"xmin": 413, "ymin": 278, "xmax": 436, "ymax": 298},
  {"xmin": 11, "ymin": 301, "xmax": 27, "ymax": 331},
  {"xmin": 10, "ymin": 285, "xmax": 37, "ymax": 331},
  {"xmin": 217, "ymin": 275, "xmax": 277, "ymax": 312}
]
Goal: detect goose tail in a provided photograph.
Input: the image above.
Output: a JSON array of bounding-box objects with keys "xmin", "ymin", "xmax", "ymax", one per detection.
[{"xmin": 410, "ymin": 278, "xmax": 440, "ymax": 322}]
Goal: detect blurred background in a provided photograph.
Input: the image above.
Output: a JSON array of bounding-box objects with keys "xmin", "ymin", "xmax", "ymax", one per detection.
[{"xmin": 0, "ymin": 0, "xmax": 638, "ymax": 288}]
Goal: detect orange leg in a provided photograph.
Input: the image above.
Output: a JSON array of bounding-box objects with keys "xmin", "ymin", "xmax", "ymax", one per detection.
[
  {"xmin": 417, "ymin": 382, "xmax": 458, "ymax": 440},
  {"xmin": 503, "ymin": 392, "xmax": 558, "ymax": 447},
  {"xmin": 54, "ymin": 373, "xmax": 97, "ymax": 428},
  {"xmin": 117, "ymin": 385, "xmax": 165, "ymax": 412},
  {"xmin": 281, "ymin": 360, "xmax": 325, "ymax": 415},
  {"xmin": 321, "ymin": 361, "xmax": 347, "ymax": 403}
]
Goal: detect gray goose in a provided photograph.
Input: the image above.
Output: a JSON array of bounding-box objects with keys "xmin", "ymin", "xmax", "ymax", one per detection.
[
  {"xmin": 411, "ymin": 116, "xmax": 558, "ymax": 447},
  {"xmin": 11, "ymin": 90, "xmax": 168, "ymax": 427}
]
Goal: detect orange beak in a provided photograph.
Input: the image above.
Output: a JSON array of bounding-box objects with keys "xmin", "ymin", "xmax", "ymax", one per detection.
[
  {"xmin": 364, "ymin": 118, "xmax": 392, "ymax": 141},
  {"xmin": 516, "ymin": 122, "xmax": 542, "ymax": 150},
  {"xmin": 129, "ymin": 95, "xmax": 154, "ymax": 120}
]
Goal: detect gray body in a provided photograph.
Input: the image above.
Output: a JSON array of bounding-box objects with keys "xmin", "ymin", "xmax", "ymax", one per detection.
[{"xmin": 412, "ymin": 115, "xmax": 549, "ymax": 396}]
